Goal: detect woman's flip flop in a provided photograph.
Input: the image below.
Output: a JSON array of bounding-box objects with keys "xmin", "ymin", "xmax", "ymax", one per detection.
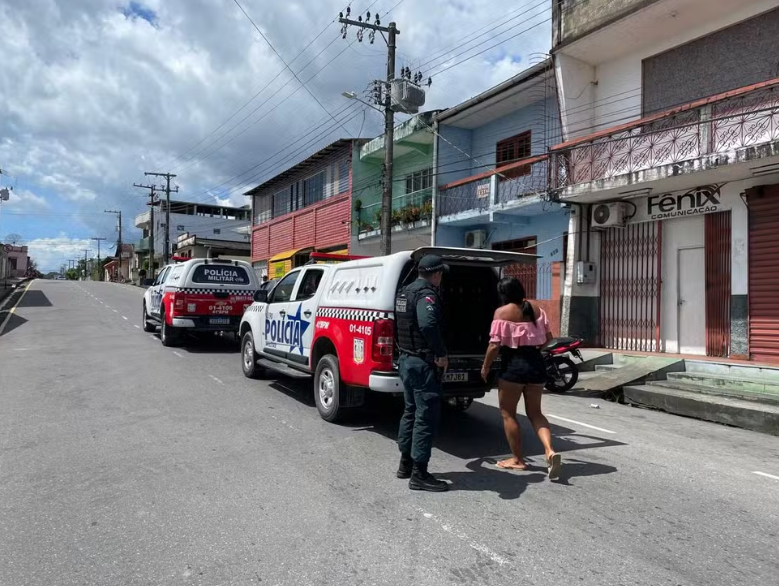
[
  {"xmin": 547, "ymin": 453, "xmax": 562, "ymax": 480},
  {"xmin": 496, "ymin": 458, "xmax": 528, "ymax": 471}
]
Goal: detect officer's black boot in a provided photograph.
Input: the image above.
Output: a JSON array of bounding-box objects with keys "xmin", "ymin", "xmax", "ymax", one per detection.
[
  {"xmin": 397, "ymin": 454, "xmax": 413, "ymax": 479},
  {"xmin": 409, "ymin": 462, "xmax": 449, "ymax": 492}
]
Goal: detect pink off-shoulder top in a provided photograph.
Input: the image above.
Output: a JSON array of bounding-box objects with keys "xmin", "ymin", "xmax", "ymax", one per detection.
[{"xmin": 489, "ymin": 309, "xmax": 550, "ymax": 348}]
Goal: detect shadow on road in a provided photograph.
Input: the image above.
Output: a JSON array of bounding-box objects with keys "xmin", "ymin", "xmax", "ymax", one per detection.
[
  {"xmin": 0, "ymin": 312, "xmax": 28, "ymax": 337},
  {"xmin": 178, "ymin": 333, "xmax": 241, "ymax": 354},
  {"xmin": 15, "ymin": 290, "xmax": 53, "ymax": 308}
]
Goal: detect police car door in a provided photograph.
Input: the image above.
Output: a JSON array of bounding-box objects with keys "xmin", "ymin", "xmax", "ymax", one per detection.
[
  {"xmin": 288, "ymin": 266, "xmax": 325, "ymax": 367},
  {"xmin": 150, "ymin": 266, "xmax": 171, "ymax": 319},
  {"xmin": 261, "ymin": 269, "xmax": 301, "ymax": 360}
]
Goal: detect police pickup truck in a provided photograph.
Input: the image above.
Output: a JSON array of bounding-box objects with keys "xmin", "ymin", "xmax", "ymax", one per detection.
[{"xmin": 239, "ymin": 247, "xmax": 538, "ymax": 422}]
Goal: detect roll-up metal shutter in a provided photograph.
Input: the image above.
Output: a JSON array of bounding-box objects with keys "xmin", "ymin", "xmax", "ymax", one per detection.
[{"xmin": 748, "ymin": 185, "xmax": 779, "ymax": 362}]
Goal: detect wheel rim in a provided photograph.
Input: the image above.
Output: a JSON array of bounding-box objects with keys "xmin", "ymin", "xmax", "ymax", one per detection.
[
  {"xmin": 318, "ymin": 368, "xmax": 335, "ymax": 410},
  {"xmin": 243, "ymin": 338, "xmax": 254, "ymax": 371},
  {"xmin": 550, "ymin": 366, "xmax": 573, "ymax": 388}
]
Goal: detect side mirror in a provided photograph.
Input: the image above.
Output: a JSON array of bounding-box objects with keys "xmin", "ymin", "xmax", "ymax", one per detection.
[
  {"xmin": 254, "ymin": 290, "xmax": 268, "ymax": 303},
  {"xmin": 142, "ymin": 278, "xmax": 155, "ymax": 287}
]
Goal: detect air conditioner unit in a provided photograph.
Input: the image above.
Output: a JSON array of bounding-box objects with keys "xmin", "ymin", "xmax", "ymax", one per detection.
[
  {"xmin": 591, "ymin": 202, "xmax": 629, "ymax": 228},
  {"xmin": 464, "ymin": 230, "xmax": 487, "ymax": 249}
]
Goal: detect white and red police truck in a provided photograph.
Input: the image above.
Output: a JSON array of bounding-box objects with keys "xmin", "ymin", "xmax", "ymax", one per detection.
[
  {"xmin": 142, "ymin": 257, "xmax": 259, "ymax": 346},
  {"xmin": 239, "ymin": 247, "xmax": 537, "ymax": 422}
]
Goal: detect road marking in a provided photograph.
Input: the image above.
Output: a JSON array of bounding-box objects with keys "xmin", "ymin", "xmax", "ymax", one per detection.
[
  {"xmin": 122, "ymin": 316, "xmax": 128, "ymax": 320},
  {"xmin": 209, "ymin": 375, "xmax": 224, "ymax": 385},
  {"xmin": 172, "ymin": 351, "xmax": 184, "ymax": 358},
  {"xmin": 414, "ymin": 507, "xmax": 511, "ymax": 566},
  {"xmin": 112, "ymin": 309, "xmax": 118, "ymax": 313},
  {"xmin": 753, "ymin": 471, "xmax": 779, "ymax": 481},
  {"xmin": 134, "ymin": 325, "xmax": 140, "ymax": 329},
  {"xmin": 547, "ymin": 414, "xmax": 617, "ymax": 435},
  {"xmin": 0, "ymin": 281, "xmax": 33, "ymax": 336}
]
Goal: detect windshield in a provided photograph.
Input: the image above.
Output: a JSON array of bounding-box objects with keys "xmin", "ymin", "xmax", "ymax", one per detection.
[{"xmin": 191, "ymin": 264, "xmax": 250, "ymax": 285}]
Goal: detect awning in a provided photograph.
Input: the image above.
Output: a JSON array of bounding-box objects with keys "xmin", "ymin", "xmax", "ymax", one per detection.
[{"xmin": 268, "ymin": 247, "xmax": 313, "ymax": 263}]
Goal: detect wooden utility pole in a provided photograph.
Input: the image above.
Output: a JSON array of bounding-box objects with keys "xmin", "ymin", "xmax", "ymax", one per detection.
[
  {"xmin": 134, "ymin": 183, "xmax": 158, "ymax": 279},
  {"xmin": 104, "ymin": 209, "xmax": 122, "ymax": 279},
  {"xmin": 144, "ymin": 172, "xmax": 178, "ymax": 264}
]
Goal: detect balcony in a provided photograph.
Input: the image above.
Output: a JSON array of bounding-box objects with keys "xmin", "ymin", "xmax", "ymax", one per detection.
[
  {"xmin": 356, "ymin": 188, "xmax": 433, "ymax": 237},
  {"xmin": 135, "ymin": 211, "xmax": 151, "ymax": 228},
  {"xmin": 438, "ymin": 155, "xmax": 549, "ymax": 224},
  {"xmin": 136, "ymin": 237, "xmax": 151, "ymax": 252},
  {"xmin": 551, "ymin": 79, "xmax": 779, "ymax": 197}
]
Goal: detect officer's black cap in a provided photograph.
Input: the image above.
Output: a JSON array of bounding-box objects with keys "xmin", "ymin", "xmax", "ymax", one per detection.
[{"xmin": 418, "ymin": 254, "xmax": 449, "ymax": 274}]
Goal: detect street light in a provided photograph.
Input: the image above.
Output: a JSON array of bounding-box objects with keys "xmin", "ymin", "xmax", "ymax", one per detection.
[{"xmin": 341, "ymin": 91, "xmax": 384, "ymax": 113}]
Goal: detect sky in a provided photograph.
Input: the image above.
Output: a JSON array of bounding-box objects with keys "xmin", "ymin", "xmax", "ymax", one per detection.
[{"xmin": 0, "ymin": 0, "xmax": 551, "ymax": 272}]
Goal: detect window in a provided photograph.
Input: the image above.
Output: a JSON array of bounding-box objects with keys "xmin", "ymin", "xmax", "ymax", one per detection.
[
  {"xmin": 269, "ymin": 270, "xmax": 300, "ymax": 304},
  {"xmin": 405, "ymin": 168, "xmax": 432, "ymax": 194},
  {"xmin": 154, "ymin": 266, "xmax": 171, "ymax": 286},
  {"xmin": 496, "ymin": 131, "xmax": 532, "ymax": 177},
  {"xmin": 169, "ymin": 266, "xmax": 184, "ymax": 282},
  {"xmin": 213, "ymin": 228, "xmax": 221, "ymax": 235},
  {"xmin": 273, "ymin": 188, "xmax": 291, "ymax": 218},
  {"xmin": 293, "ymin": 268, "xmax": 324, "ymax": 301},
  {"xmin": 304, "ymin": 171, "xmax": 325, "ymax": 206},
  {"xmin": 191, "ymin": 264, "xmax": 250, "ymax": 285},
  {"xmin": 254, "ymin": 194, "xmax": 272, "ymax": 224}
]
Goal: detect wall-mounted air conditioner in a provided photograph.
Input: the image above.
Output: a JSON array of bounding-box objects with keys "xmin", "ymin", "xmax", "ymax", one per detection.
[
  {"xmin": 591, "ymin": 202, "xmax": 628, "ymax": 228},
  {"xmin": 464, "ymin": 230, "xmax": 487, "ymax": 249}
]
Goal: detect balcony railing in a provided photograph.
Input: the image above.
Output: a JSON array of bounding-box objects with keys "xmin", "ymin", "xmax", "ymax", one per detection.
[
  {"xmin": 551, "ymin": 79, "xmax": 779, "ymax": 189},
  {"xmin": 356, "ymin": 188, "xmax": 433, "ymax": 234},
  {"xmin": 438, "ymin": 155, "xmax": 549, "ymax": 217},
  {"xmin": 136, "ymin": 237, "xmax": 151, "ymax": 252}
]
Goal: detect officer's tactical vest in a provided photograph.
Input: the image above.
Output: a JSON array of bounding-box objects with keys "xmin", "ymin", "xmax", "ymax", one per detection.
[{"xmin": 395, "ymin": 284, "xmax": 436, "ymax": 355}]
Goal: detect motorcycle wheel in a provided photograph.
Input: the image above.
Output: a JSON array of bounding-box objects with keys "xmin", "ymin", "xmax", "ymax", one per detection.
[{"xmin": 545, "ymin": 356, "xmax": 579, "ymax": 393}]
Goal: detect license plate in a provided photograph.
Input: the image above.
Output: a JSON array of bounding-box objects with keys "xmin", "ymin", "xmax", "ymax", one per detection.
[
  {"xmin": 209, "ymin": 317, "xmax": 230, "ymax": 325},
  {"xmin": 443, "ymin": 372, "xmax": 468, "ymax": 383}
]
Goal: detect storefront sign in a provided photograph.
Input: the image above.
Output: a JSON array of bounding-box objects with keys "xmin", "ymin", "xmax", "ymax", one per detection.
[
  {"xmin": 476, "ymin": 183, "xmax": 490, "ymax": 199},
  {"xmin": 628, "ymin": 184, "xmax": 731, "ymax": 224}
]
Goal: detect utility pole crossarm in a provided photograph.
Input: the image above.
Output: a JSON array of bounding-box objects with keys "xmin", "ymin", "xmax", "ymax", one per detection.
[{"xmin": 143, "ymin": 172, "xmax": 178, "ymax": 264}]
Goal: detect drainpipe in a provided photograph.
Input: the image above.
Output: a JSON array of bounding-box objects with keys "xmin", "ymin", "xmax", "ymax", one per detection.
[{"xmin": 431, "ymin": 119, "xmax": 440, "ymax": 246}]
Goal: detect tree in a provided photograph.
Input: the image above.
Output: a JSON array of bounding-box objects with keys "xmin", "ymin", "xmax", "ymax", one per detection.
[
  {"xmin": 65, "ymin": 269, "xmax": 78, "ymax": 280},
  {"xmin": 4, "ymin": 233, "xmax": 24, "ymax": 246}
]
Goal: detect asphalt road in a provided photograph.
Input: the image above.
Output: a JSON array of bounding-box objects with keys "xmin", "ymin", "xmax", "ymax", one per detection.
[{"xmin": 1, "ymin": 279, "xmax": 778, "ymax": 586}]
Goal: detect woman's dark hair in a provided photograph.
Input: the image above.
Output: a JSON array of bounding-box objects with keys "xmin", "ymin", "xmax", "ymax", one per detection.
[{"xmin": 497, "ymin": 276, "xmax": 536, "ymax": 322}]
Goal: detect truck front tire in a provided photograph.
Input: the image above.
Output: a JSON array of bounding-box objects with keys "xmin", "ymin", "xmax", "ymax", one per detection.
[{"xmin": 241, "ymin": 330, "xmax": 264, "ymax": 379}]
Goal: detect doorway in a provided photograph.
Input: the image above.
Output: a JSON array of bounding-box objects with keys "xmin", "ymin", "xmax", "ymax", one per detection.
[{"xmin": 677, "ymin": 247, "xmax": 706, "ymax": 355}]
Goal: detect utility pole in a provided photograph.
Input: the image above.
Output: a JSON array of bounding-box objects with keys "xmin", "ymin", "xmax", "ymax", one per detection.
[
  {"xmin": 104, "ymin": 209, "xmax": 122, "ymax": 280},
  {"xmin": 83, "ymin": 249, "xmax": 90, "ymax": 281},
  {"xmin": 144, "ymin": 172, "xmax": 178, "ymax": 264},
  {"xmin": 339, "ymin": 10, "xmax": 398, "ymax": 255},
  {"xmin": 134, "ymin": 183, "xmax": 158, "ymax": 279},
  {"xmin": 91, "ymin": 237, "xmax": 106, "ymax": 281}
]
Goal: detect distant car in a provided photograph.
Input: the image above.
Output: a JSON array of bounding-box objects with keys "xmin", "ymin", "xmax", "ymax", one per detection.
[{"xmin": 142, "ymin": 257, "xmax": 260, "ymax": 346}]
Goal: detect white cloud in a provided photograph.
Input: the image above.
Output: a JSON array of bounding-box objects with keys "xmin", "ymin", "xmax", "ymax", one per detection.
[
  {"xmin": 25, "ymin": 235, "xmax": 93, "ymax": 272},
  {"xmin": 0, "ymin": 0, "xmax": 551, "ymax": 243}
]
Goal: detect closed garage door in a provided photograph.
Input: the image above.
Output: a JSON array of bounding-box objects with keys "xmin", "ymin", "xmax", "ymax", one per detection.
[{"xmin": 748, "ymin": 185, "xmax": 779, "ymax": 362}]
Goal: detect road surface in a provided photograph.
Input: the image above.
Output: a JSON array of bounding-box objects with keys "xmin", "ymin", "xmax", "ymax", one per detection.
[{"xmin": 1, "ymin": 280, "xmax": 778, "ymax": 585}]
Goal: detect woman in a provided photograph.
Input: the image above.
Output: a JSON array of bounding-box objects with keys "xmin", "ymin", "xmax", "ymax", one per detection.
[{"xmin": 480, "ymin": 276, "xmax": 561, "ymax": 479}]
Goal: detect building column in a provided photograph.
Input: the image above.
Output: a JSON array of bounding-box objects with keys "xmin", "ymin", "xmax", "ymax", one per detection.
[{"xmin": 560, "ymin": 205, "xmax": 601, "ymax": 343}]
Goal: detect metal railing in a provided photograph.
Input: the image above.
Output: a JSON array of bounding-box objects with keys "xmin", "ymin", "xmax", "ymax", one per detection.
[
  {"xmin": 356, "ymin": 188, "xmax": 433, "ymax": 233},
  {"xmin": 502, "ymin": 261, "xmax": 559, "ymax": 301},
  {"xmin": 552, "ymin": 80, "xmax": 779, "ymax": 188},
  {"xmin": 438, "ymin": 157, "xmax": 549, "ymax": 217}
]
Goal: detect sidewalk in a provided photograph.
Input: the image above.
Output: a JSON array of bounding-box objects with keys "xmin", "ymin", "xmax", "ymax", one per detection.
[{"xmin": 0, "ymin": 278, "xmax": 30, "ymax": 308}]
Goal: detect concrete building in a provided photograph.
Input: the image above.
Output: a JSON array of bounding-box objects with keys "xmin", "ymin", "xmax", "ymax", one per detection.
[
  {"xmin": 134, "ymin": 199, "xmax": 250, "ymax": 275},
  {"xmin": 246, "ymin": 139, "xmax": 361, "ymax": 279},
  {"xmin": 351, "ymin": 112, "xmax": 440, "ymax": 256},
  {"xmin": 434, "ymin": 60, "xmax": 567, "ymax": 331},
  {"xmin": 551, "ymin": 0, "xmax": 779, "ymax": 361},
  {"xmin": 174, "ymin": 232, "xmax": 250, "ymax": 262},
  {"xmin": 102, "ymin": 243, "xmax": 134, "ymax": 282},
  {"xmin": 4, "ymin": 245, "xmax": 29, "ymax": 279}
]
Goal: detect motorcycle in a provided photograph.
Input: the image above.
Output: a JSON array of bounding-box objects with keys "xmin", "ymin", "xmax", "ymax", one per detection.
[{"xmin": 543, "ymin": 337, "xmax": 584, "ymax": 393}]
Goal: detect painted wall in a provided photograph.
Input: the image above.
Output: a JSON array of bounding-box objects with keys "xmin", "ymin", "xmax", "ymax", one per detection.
[
  {"xmin": 558, "ymin": 0, "xmax": 779, "ymax": 139},
  {"xmin": 438, "ymin": 98, "xmax": 560, "ymax": 186},
  {"xmin": 153, "ymin": 212, "xmax": 250, "ymax": 260}
]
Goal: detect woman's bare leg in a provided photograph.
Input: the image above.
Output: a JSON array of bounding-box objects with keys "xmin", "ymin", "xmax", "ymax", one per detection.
[
  {"xmin": 523, "ymin": 385, "xmax": 555, "ymax": 459},
  {"xmin": 497, "ymin": 381, "xmax": 527, "ymax": 470}
]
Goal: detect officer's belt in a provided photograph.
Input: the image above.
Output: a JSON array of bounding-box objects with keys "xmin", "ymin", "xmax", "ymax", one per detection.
[{"xmin": 398, "ymin": 347, "xmax": 435, "ymax": 362}]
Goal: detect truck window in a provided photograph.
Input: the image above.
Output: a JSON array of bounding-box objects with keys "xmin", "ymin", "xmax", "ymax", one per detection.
[
  {"xmin": 269, "ymin": 271, "xmax": 299, "ymax": 303},
  {"xmin": 294, "ymin": 268, "xmax": 324, "ymax": 301},
  {"xmin": 191, "ymin": 264, "xmax": 250, "ymax": 285}
]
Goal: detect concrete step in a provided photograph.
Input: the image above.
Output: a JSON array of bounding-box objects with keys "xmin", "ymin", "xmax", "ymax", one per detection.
[
  {"xmin": 612, "ymin": 353, "xmax": 676, "ymax": 367},
  {"xmin": 648, "ymin": 380, "xmax": 779, "ymax": 407},
  {"xmin": 666, "ymin": 371, "xmax": 779, "ymax": 397},
  {"xmin": 684, "ymin": 359, "xmax": 779, "ymax": 383},
  {"xmin": 578, "ymin": 350, "xmax": 613, "ymax": 372},
  {"xmin": 594, "ymin": 364, "xmax": 620, "ymax": 372},
  {"xmin": 581, "ymin": 357, "xmax": 685, "ymax": 393},
  {"xmin": 623, "ymin": 384, "xmax": 779, "ymax": 436}
]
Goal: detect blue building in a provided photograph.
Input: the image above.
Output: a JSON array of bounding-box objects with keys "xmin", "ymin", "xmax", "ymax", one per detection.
[{"xmin": 433, "ymin": 60, "xmax": 568, "ymax": 312}]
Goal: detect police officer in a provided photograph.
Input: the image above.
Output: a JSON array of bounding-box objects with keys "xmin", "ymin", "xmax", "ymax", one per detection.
[{"xmin": 395, "ymin": 254, "xmax": 449, "ymax": 492}]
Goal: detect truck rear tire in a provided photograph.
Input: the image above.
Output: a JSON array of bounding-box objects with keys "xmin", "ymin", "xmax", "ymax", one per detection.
[{"xmin": 314, "ymin": 354, "xmax": 344, "ymax": 423}]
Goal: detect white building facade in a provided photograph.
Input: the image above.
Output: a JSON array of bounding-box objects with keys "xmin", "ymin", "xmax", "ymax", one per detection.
[{"xmin": 552, "ymin": 0, "xmax": 779, "ymax": 362}]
